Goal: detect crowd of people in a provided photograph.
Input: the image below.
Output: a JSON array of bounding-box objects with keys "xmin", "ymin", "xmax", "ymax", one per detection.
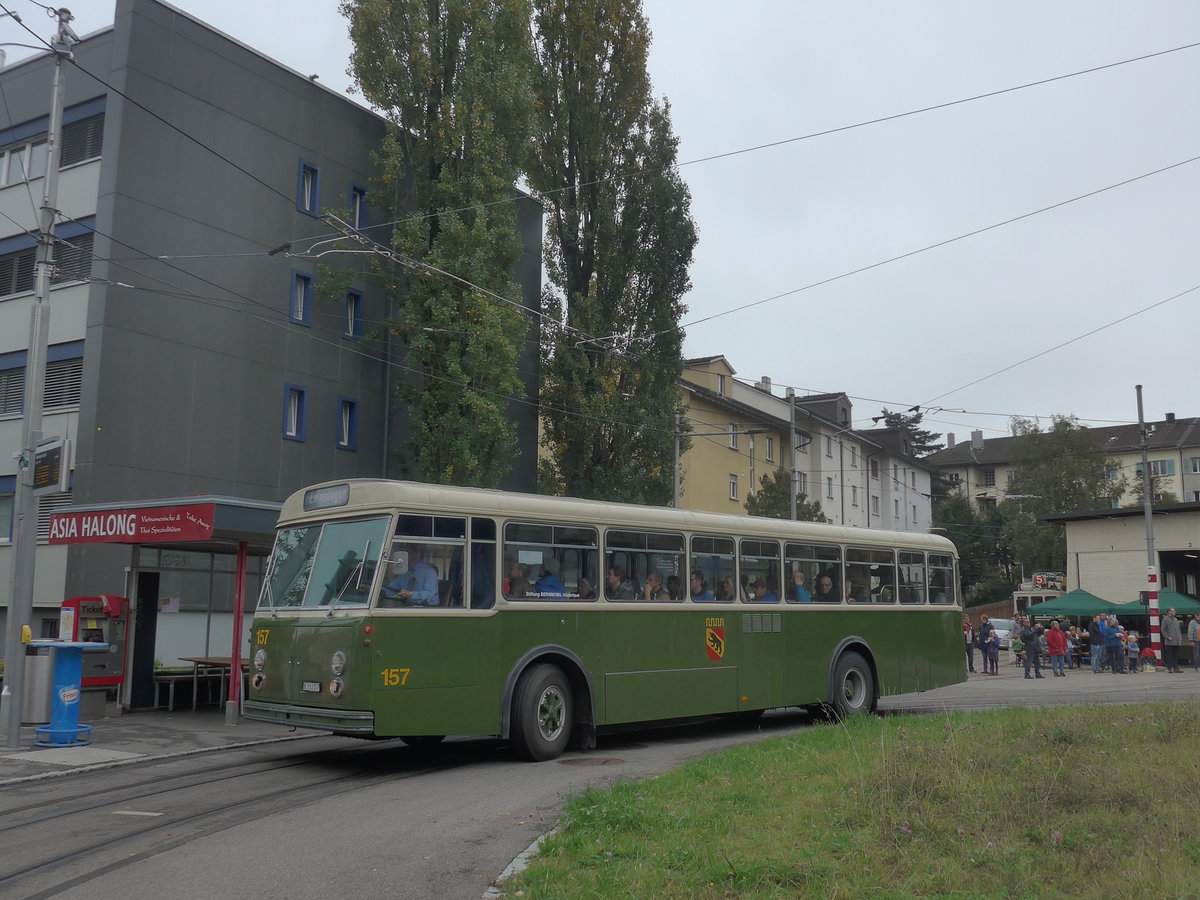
[{"xmin": 964, "ymin": 609, "xmax": 1200, "ymax": 676}]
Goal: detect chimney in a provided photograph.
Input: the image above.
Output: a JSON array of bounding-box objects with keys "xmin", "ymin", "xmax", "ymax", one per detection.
[
  {"xmin": 946, "ymin": 433, "xmax": 956, "ymax": 449},
  {"xmin": 1165, "ymin": 412, "xmax": 1176, "ymax": 423},
  {"xmin": 970, "ymin": 430, "xmax": 984, "ymax": 450},
  {"xmin": 755, "ymin": 376, "xmax": 772, "ymax": 394}
]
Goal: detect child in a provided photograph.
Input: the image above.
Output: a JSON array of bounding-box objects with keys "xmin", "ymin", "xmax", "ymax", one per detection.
[
  {"xmin": 1125, "ymin": 631, "xmax": 1140, "ymax": 674},
  {"xmin": 986, "ymin": 630, "xmax": 1001, "ymax": 675},
  {"xmin": 1141, "ymin": 645, "xmax": 1157, "ymax": 671}
]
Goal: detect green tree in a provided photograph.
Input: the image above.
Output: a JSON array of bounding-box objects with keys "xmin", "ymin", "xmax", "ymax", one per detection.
[
  {"xmin": 999, "ymin": 416, "xmax": 1126, "ymax": 573},
  {"xmin": 932, "ymin": 492, "xmax": 1010, "ymax": 605},
  {"xmin": 342, "ymin": 0, "xmax": 533, "ymax": 486},
  {"xmin": 529, "ymin": 0, "xmax": 697, "ymax": 504},
  {"xmin": 878, "ymin": 408, "xmax": 945, "ymax": 456},
  {"xmin": 745, "ymin": 468, "xmax": 827, "ymax": 521}
]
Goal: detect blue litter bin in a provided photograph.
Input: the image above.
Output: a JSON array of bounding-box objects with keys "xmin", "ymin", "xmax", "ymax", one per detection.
[{"xmin": 28, "ymin": 641, "xmax": 108, "ymax": 747}]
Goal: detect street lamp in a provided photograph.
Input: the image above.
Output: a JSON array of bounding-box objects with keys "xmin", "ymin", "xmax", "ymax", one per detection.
[{"xmin": 673, "ymin": 418, "xmax": 769, "ymax": 508}]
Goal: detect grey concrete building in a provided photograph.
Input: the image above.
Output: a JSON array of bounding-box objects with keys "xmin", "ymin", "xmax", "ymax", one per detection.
[{"xmin": 0, "ymin": 0, "xmax": 542, "ymax": 689}]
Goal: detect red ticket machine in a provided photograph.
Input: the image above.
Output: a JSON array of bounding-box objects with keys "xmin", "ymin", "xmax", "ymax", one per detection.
[{"xmin": 59, "ymin": 595, "xmax": 129, "ymax": 688}]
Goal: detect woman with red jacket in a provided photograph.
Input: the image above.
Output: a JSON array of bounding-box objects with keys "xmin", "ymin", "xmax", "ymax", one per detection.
[{"xmin": 1045, "ymin": 619, "xmax": 1069, "ymax": 677}]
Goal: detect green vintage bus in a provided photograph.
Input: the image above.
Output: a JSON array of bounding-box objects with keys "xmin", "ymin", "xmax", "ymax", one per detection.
[{"xmin": 243, "ymin": 480, "xmax": 964, "ymax": 760}]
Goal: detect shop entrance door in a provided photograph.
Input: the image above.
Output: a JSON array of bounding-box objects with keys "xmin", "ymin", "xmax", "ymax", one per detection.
[{"xmin": 130, "ymin": 571, "xmax": 160, "ymax": 709}]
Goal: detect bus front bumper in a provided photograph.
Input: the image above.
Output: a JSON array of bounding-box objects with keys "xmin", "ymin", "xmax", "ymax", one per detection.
[{"xmin": 243, "ymin": 700, "xmax": 376, "ymax": 735}]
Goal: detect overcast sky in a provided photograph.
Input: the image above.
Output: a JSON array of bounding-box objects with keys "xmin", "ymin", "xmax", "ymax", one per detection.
[{"xmin": 6, "ymin": 1, "xmax": 1199, "ymax": 443}]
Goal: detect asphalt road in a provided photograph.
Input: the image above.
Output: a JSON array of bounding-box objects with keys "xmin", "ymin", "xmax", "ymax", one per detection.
[{"xmin": 2, "ymin": 662, "xmax": 1195, "ymax": 900}]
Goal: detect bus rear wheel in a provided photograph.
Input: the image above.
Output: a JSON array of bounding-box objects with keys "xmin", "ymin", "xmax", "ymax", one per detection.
[
  {"xmin": 828, "ymin": 651, "xmax": 876, "ymax": 719},
  {"xmin": 511, "ymin": 663, "xmax": 572, "ymax": 761}
]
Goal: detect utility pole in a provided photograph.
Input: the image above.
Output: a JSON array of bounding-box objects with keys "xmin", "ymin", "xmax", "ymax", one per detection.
[
  {"xmin": 2, "ymin": 9, "xmax": 76, "ymax": 749},
  {"xmin": 786, "ymin": 388, "xmax": 797, "ymax": 521},
  {"xmin": 1136, "ymin": 385, "xmax": 1160, "ymax": 668}
]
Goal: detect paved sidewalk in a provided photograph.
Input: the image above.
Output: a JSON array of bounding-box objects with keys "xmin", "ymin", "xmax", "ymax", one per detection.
[
  {"xmin": 0, "ymin": 707, "xmax": 321, "ymax": 785},
  {"xmin": 880, "ymin": 656, "xmax": 1200, "ymax": 713},
  {"xmin": 2, "ymin": 661, "xmax": 1195, "ymax": 784}
]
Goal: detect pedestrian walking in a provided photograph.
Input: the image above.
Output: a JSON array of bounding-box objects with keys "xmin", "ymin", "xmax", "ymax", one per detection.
[
  {"xmin": 1088, "ymin": 614, "xmax": 1105, "ymax": 674},
  {"xmin": 1188, "ymin": 614, "xmax": 1200, "ymax": 673}
]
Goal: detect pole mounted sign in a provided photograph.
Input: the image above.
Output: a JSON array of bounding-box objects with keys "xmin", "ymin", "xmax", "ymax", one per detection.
[
  {"xmin": 32, "ymin": 437, "xmax": 69, "ymax": 495},
  {"xmin": 49, "ymin": 503, "xmax": 216, "ymax": 545}
]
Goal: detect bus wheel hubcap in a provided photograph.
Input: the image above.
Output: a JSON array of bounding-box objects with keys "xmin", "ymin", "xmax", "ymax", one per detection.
[
  {"xmin": 538, "ymin": 687, "xmax": 565, "ymax": 741},
  {"xmin": 842, "ymin": 671, "xmax": 864, "ymax": 707}
]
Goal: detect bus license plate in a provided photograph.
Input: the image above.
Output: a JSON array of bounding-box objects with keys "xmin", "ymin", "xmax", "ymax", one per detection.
[{"xmin": 301, "ymin": 681, "xmax": 322, "ymax": 693}]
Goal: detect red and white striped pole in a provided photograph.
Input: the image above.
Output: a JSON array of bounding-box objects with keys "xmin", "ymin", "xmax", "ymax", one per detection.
[{"xmin": 1147, "ymin": 566, "xmax": 1161, "ymax": 670}]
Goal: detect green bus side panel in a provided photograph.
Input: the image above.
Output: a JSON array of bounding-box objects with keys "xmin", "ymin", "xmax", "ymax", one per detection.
[
  {"xmin": 371, "ymin": 686, "xmax": 496, "ymax": 736},
  {"xmin": 605, "ymin": 666, "xmax": 739, "ymax": 721}
]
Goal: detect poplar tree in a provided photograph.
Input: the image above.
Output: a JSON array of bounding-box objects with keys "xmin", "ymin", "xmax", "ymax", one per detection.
[
  {"xmin": 342, "ymin": 0, "xmax": 533, "ymax": 486},
  {"xmin": 529, "ymin": 0, "xmax": 697, "ymax": 504}
]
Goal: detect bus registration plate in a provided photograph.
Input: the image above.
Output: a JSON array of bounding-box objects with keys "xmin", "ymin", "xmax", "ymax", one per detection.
[{"xmin": 301, "ymin": 681, "xmax": 322, "ymax": 693}]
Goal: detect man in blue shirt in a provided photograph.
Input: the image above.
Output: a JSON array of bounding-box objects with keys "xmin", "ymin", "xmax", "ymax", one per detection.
[
  {"xmin": 750, "ymin": 578, "xmax": 779, "ymax": 603},
  {"xmin": 690, "ymin": 572, "xmax": 715, "ymax": 602},
  {"xmin": 381, "ymin": 552, "xmax": 439, "ymax": 606},
  {"xmin": 790, "ymin": 570, "xmax": 812, "ymax": 603}
]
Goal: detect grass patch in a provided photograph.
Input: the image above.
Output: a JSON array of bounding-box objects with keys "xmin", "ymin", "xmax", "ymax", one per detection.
[{"xmin": 502, "ymin": 703, "xmax": 1200, "ymax": 898}]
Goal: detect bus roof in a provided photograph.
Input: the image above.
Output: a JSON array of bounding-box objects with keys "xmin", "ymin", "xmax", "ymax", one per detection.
[{"xmin": 278, "ymin": 479, "xmax": 957, "ymax": 555}]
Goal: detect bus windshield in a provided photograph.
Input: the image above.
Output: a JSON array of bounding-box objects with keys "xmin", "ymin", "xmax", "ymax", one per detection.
[{"xmin": 260, "ymin": 516, "xmax": 389, "ymax": 609}]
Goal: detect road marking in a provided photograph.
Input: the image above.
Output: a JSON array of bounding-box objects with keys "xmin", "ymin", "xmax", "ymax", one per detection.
[{"xmin": 112, "ymin": 810, "xmax": 165, "ymax": 817}]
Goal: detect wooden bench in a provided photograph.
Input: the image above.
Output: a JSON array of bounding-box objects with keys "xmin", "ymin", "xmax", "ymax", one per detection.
[{"xmin": 153, "ymin": 670, "xmax": 221, "ymax": 711}]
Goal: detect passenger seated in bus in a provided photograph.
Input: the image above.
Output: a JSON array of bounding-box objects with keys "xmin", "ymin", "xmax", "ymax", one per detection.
[
  {"xmin": 790, "ymin": 569, "xmax": 812, "ymax": 603},
  {"xmin": 642, "ymin": 571, "xmax": 670, "ymax": 601},
  {"xmin": 750, "ymin": 578, "xmax": 779, "ymax": 603},
  {"xmin": 812, "ymin": 574, "xmax": 838, "ymax": 602},
  {"xmin": 605, "ymin": 566, "xmax": 637, "ymax": 599},
  {"xmin": 576, "ymin": 577, "xmax": 596, "ymax": 600},
  {"xmin": 504, "ymin": 561, "xmax": 531, "ymax": 598},
  {"xmin": 534, "ymin": 558, "xmax": 566, "ymax": 598},
  {"xmin": 381, "ymin": 552, "xmax": 439, "ymax": 606},
  {"xmin": 690, "ymin": 572, "xmax": 715, "ymax": 602},
  {"xmin": 715, "ymin": 576, "xmax": 736, "ymax": 602},
  {"xmin": 666, "ymin": 574, "xmax": 682, "ymax": 601}
]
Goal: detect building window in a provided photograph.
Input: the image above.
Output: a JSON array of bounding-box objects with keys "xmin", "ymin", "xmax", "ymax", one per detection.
[
  {"xmin": 0, "ymin": 246, "xmax": 35, "ymax": 296},
  {"xmin": 350, "ymin": 184, "xmax": 368, "ymax": 229},
  {"xmin": 797, "ymin": 472, "xmax": 807, "ymax": 494},
  {"xmin": 1147, "ymin": 459, "xmax": 1175, "ymax": 477},
  {"xmin": 765, "ymin": 436, "xmax": 775, "ymax": 462},
  {"xmin": 892, "ymin": 464, "xmax": 898, "ymax": 484},
  {"xmin": 343, "ymin": 290, "xmax": 362, "ymax": 339},
  {"xmin": 0, "ymin": 139, "xmax": 47, "ymax": 185},
  {"xmin": 290, "ymin": 271, "xmax": 313, "ymax": 325},
  {"xmin": 283, "ymin": 384, "xmax": 307, "ymax": 441},
  {"xmin": 948, "ymin": 473, "xmax": 961, "ymax": 485},
  {"xmin": 1006, "ymin": 469, "xmax": 1016, "ymax": 485},
  {"xmin": 729, "ymin": 424, "xmax": 738, "ymax": 450},
  {"xmin": 850, "ymin": 445, "xmax": 858, "ymax": 467},
  {"xmin": 1190, "ymin": 457, "xmax": 1200, "ymax": 474},
  {"xmin": 894, "ymin": 499, "xmax": 900, "ymax": 517},
  {"xmin": 870, "ymin": 459, "xmax": 879, "ymax": 480},
  {"xmin": 0, "ymin": 487, "xmax": 12, "ymax": 541},
  {"xmin": 716, "ymin": 373, "xmax": 726, "ymax": 396},
  {"xmin": 297, "ymin": 160, "xmax": 321, "ymax": 214},
  {"xmin": 337, "ymin": 397, "xmax": 357, "ymax": 450},
  {"xmin": 36, "ymin": 491, "xmax": 73, "ymax": 543},
  {"xmin": 983, "ymin": 469, "xmax": 996, "ymax": 487},
  {"xmin": 728, "ymin": 474, "xmax": 737, "ymax": 501},
  {"xmin": 851, "ymin": 485, "xmax": 858, "ymax": 506},
  {"xmin": 825, "ymin": 435, "xmax": 833, "ymax": 457},
  {"xmin": 871, "ymin": 495, "xmax": 880, "ymax": 515},
  {"xmin": 0, "ymin": 343, "xmax": 84, "ymax": 414},
  {"xmin": 59, "ymin": 114, "xmax": 105, "ymax": 167},
  {"xmin": 912, "ymin": 504, "xmax": 918, "ymax": 523},
  {"xmin": 911, "ymin": 470, "xmax": 916, "ymax": 487},
  {"xmin": 826, "ymin": 477, "xmax": 834, "ymax": 499}
]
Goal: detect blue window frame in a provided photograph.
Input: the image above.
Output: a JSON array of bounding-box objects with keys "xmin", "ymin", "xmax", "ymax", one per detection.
[
  {"xmin": 349, "ymin": 183, "xmax": 368, "ymax": 229},
  {"xmin": 289, "ymin": 270, "xmax": 312, "ymax": 325},
  {"xmin": 337, "ymin": 397, "xmax": 358, "ymax": 451},
  {"xmin": 297, "ymin": 160, "xmax": 320, "ymax": 214},
  {"xmin": 343, "ymin": 289, "xmax": 362, "ymax": 339},
  {"xmin": 283, "ymin": 384, "xmax": 307, "ymax": 441}
]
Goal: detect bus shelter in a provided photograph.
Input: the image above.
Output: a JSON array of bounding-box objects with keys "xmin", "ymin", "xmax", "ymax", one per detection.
[{"xmin": 49, "ymin": 497, "xmax": 279, "ymax": 717}]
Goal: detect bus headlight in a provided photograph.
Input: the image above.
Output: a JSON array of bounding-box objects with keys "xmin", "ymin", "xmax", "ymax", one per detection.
[
  {"xmin": 330, "ymin": 650, "xmax": 346, "ymax": 676},
  {"xmin": 329, "ymin": 678, "xmax": 344, "ymax": 698},
  {"xmin": 254, "ymin": 649, "xmax": 267, "ymax": 671}
]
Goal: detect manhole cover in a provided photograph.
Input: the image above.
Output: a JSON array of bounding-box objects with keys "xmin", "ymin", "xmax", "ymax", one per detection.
[{"xmin": 559, "ymin": 757, "xmax": 625, "ymax": 766}]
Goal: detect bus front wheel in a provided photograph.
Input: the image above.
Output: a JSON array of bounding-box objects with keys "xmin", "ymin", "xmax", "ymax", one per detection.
[
  {"xmin": 828, "ymin": 651, "xmax": 876, "ymax": 719},
  {"xmin": 511, "ymin": 663, "xmax": 573, "ymax": 761}
]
